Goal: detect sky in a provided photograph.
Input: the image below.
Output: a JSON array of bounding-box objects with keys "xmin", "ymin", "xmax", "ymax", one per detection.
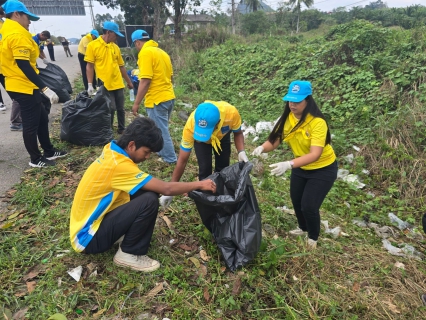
[{"xmin": 27, "ymin": 0, "xmax": 424, "ymax": 40}]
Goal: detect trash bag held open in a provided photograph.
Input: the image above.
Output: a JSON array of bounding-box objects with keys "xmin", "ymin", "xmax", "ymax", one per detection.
[
  {"xmin": 60, "ymin": 86, "xmax": 113, "ymax": 146},
  {"xmin": 189, "ymin": 161, "xmax": 262, "ymax": 271},
  {"xmin": 45, "ymin": 63, "xmax": 73, "ymax": 94},
  {"xmin": 38, "ymin": 67, "xmax": 71, "ymax": 103}
]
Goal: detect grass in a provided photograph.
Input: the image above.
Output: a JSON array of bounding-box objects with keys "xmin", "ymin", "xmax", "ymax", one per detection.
[{"xmin": 1, "ymin": 72, "xmax": 426, "ymax": 320}]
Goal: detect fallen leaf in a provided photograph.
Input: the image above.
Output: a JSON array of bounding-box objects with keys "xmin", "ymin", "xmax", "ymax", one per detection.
[
  {"xmin": 12, "ymin": 307, "xmax": 29, "ymax": 320},
  {"xmin": 161, "ymin": 215, "xmax": 173, "ymax": 230},
  {"xmin": 160, "ymin": 227, "xmax": 169, "ymax": 235},
  {"xmin": 92, "ymin": 308, "xmax": 106, "ymax": 319},
  {"xmin": 353, "ymin": 282, "xmax": 360, "ymax": 292},
  {"xmin": 14, "ymin": 289, "xmax": 27, "ymax": 297},
  {"xmin": 23, "ymin": 266, "xmax": 41, "ymax": 281},
  {"xmin": 232, "ymin": 277, "xmax": 242, "ymax": 296},
  {"xmin": 199, "ymin": 250, "xmax": 209, "ymax": 261},
  {"xmin": 188, "ymin": 257, "xmax": 200, "ymax": 268},
  {"xmin": 26, "ymin": 281, "xmax": 36, "ymax": 293},
  {"xmin": 383, "ymin": 299, "xmax": 400, "ymax": 314},
  {"xmin": 178, "ymin": 244, "xmax": 193, "ymax": 251},
  {"xmin": 394, "ymin": 262, "xmax": 405, "ymax": 270},
  {"xmin": 8, "ymin": 212, "xmax": 20, "ymax": 220},
  {"xmin": 199, "ymin": 264, "xmax": 208, "ymax": 277},
  {"xmin": 2, "ymin": 308, "xmax": 12, "ymax": 320},
  {"xmin": 145, "ymin": 283, "xmax": 163, "ymax": 298},
  {"xmin": 203, "ymin": 286, "xmax": 210, "ymax": 303},
  {"xmin": 47, "ymin": 313, "xmax": 67, "ymax": 320}
]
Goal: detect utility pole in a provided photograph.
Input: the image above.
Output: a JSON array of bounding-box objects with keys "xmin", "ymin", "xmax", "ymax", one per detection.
[
  {"xmin": 85, "ymin": 0, "xmax": 96, "ymax": 29},
  {"xmin": 231, "ymin": 0, "xmax": 235, "ymax": 34}
]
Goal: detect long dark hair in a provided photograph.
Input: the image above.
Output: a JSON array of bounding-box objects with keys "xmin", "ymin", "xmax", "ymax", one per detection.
[{"xmin": 267, "ymin": 95, "xmax": 331, "ymax": 145}]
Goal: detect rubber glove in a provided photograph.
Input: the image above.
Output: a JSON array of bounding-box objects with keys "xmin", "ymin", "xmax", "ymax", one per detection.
[
  {"xmin": 42, "ymin": 87, "xmax": 59, "ymax": 104},
  {"xmin": 238, "ymin": 150, "xmax": 249, "ymax": 162},
  {"xmin": 87, "ymin": 83, "xmax": 95, "ymax": 96},
  {"xmin": 159, "ymin": 195, "xmax": 174, "ymax": 209},
  {"xmin": 269, "ymin": 161, "xmax": 292, "ymax": 176},
  {"xmin": 42, "ymin": 58, "xmax": 49, "ymax": 65},
  {"xmin": 252, "ymin": 146, "xmax": 264, "ymax": 156}
]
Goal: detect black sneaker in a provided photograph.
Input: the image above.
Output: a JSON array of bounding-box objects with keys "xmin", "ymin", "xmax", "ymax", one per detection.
[
  {"xmin": 44, "ymin": 148, "xmax": 68, "ymax": 160},
  {"xmin": 29, "ymin": 156, "xmax": 56, "ymax": 168}
]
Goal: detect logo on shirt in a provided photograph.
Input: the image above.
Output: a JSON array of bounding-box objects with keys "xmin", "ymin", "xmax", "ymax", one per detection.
[
  {"xmin": 198, "ymin": 119, "xmax": 208, "ymax": 128},
  {"xmin": 292, "ymin": 85, "xmax": 300, "ymax": 93},
  {"xmin": 135, "ymin": 172, "xmax": 143, "ymax": 179},
  {"xmin": 19, "ymin": 49, "xmax": 29, "ymax": 55},
  {"xmin": 221, "ymin": 125, "xmax": 230, "ymax": 134}
]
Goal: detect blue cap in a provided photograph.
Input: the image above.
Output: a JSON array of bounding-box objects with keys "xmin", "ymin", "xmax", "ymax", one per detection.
[
  {"xmin": 102, "ymin": 21, "xmax": 124, "ymax": 37},
  {"xmin": 131, "ymin": 29, "xmax": 150, "ymax": 43},
  {"xmin": 2, "ymin": 0, "xmax": 40, "ymax": 21},
  {"xmin": 282, "ymin": 80, "xmax": 312, "ymax": 102},
  {"xmin": 90, "ymin": 29, "xmax": 99, "ymax": 38},
  {"xmin": 193, "ymin": 103, "xmax": 220, "ymax": 142}
]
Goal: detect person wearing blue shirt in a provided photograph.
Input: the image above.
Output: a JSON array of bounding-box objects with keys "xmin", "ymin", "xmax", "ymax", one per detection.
[{"xmin": 32, "ymin": 30, "xmax": 50, "ymax": 64}]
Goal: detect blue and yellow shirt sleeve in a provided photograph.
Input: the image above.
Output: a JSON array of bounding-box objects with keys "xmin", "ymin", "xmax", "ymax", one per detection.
[{"xmin": 180, "ymin": 113, "xmax": 196, "ymax": 152}]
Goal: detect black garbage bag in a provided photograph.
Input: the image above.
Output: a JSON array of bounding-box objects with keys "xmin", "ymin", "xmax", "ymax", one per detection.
[
  {"xmin": 45, "ymin": 63, "xmax": 72, "ymax": 94},
  {"xmin": 189, "ymin": 161, "xmax": 262, "ymax": 271},
  {"xmin": 38, "ymin": 68, "xmax": 71, "ymax": 102},
  {"xmin": 60, "ymin": 86, "xmax": 112, "ymax": 146}
]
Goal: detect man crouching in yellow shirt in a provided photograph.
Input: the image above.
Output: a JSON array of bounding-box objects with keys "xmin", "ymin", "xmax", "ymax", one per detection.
[{"xmin": 69, "ymin": 117, "xmax": 216, "ymax": 272}]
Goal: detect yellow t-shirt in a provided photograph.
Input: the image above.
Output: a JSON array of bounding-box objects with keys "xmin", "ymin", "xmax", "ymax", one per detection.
[
  {"xmin": 84, "ymin": 36, "xmax": 125, "ymax": 91},
  {"xmin": 69, "ymin": 141, "xmax": 152, "ymax": 252},
  {"xmin": 137, "ymin": 40, "xmax": 175, "ymax": 108},
  {"xmin": 1, "ymin": 19, "xmax": 40, "ymax": 94},
  {"xmin": 77, "ymin": 33, "xmax": 93, "ymax": 55},
  {"xmin": 283, "ymin": 113, "xmax": 336, "ymax": 170},
  {"xmin": 0, "ymin": 19, "xmax": 4, "ymax": 74},
  {"xmin": 180, "ymin": 100, "xmax": 242, "ymax": 151}
]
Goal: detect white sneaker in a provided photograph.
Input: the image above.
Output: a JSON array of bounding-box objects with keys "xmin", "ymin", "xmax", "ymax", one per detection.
[
  {"xmin": 307, "ymin": 238, "xmax": 317, "ymax": 250},
  {"xmin": 289, "ymin": 227, "xmax": 307, "ymax": 236},
  {"xmin": 113, "ymin": 247, "xmax": 160, "ymax": 272},
  {"xmin": 0, "ymin": 103, "xmax": 6, "ymax": 111}
]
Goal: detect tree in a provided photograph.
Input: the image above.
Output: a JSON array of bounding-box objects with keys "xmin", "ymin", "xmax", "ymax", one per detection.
[
  {"xmin": 172, "ymin": 0, "xmax": 201, "ymax": 41},
  {"xmin": 245, "ymin": 0, "xmax": 262, "ymax": 12},
  {"xmin": 96, "ymin": 0, "xmax": 170, "ymax": 38},
  {"xmin": 286, "ymin": 0, "xmax": 314, "ymax": 33}
]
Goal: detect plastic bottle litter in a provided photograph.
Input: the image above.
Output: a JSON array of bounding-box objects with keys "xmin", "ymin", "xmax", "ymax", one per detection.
[
  {"xmin": 388, "ymin": 212, "xmax": 412, "ymax": 230},
  {"xmin": 129, "ymin": 90, "xmax": 135, "ymax": 102}
]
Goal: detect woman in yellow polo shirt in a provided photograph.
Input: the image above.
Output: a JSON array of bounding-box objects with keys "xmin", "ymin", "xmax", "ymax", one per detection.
[{"xmin": 252, "ymin": 81, "xmax": 337, "ymax": 249}]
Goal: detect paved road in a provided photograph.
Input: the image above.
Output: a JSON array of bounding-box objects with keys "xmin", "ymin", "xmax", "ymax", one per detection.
[{"xmin": 0, "ymin": 44, "xmax": 80, "ymax": 196}]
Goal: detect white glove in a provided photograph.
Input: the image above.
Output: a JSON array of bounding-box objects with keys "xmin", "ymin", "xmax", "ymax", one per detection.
[
  {"xmin": 42, "ymin": 87, "xmax": 59, "ymax": 104},
  {"xmin": 159, "ymin": 195, "xmax": 174, "ymax": 209},
  {"xmin": 238, "ymin": 150, "xmax": 249, "ymax": 162},
  {"xmin": 42, "ymin": 58, "xmax": 49, "ymax": 65},
  {"xmin": 269, "ymin": 161, "xmax": 292, "ymax": 176},
  {"xmin": 87, "ymin": 83, "xmax": 95, "ymax": 96},
  {"xmin": 252, "ymin": 146, "xmax": 264, "ymax": 156}
]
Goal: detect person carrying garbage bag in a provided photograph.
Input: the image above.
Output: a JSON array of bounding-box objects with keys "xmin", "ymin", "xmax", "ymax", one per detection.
[
  {"xmin": 159, "ymin": 101, "xmax": 249, "ymax": 208},
  {"xmin": 1, "ymin": 0, "xmax": 67, "ymax": 168},
  {"xmin": 252, "ymin": 80, "xmax": 337, "ymax": 250}
]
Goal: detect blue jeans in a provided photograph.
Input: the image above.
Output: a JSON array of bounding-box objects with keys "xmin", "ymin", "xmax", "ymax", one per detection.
[{"xmin": 146, "ymin": 99, "xmax": 177, "ymax": 163}]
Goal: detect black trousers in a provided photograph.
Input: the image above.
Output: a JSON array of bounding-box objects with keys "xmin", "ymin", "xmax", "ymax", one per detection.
[
  {"xmin": 84, "ymin": 189, "xmax": 159, "ymax": 256},
  {"xmin": 47, "ymin": 48, "xmax": 55, "ymax": 61},
  {"xmin": 78, "ymin": 52, "xmax": 97, "ymax": 90},
  {"xmin": 0, "ymin": 73, "xmax": 4, "ymax": 104},
  {"xmin": 194, "ymin": 132, "xmax": 231, "ymax": 180},
  {"xmin": 8, "ymin": 90, "xmax": 54, "ymax": 162},
  {"xmin": 290, "ymin": 161, "xmax": 337, "ymax": 241}
]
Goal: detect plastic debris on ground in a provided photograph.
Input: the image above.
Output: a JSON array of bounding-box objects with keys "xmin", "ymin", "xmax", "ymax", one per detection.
[
  {"xmin": 321, "ymin": 220, "xmax": 342, "ymax": 238},
  {"xmin": 388, "ymin": 212, "xmax": 412, "ymax": 231},
  {"xmin": 352, "ymin": 145, "xmax": 360, "ymax": 152},
  {"xmin": 276, "ymin": 205, "xmax": 295, "ymax": 215},
  {"xmin": 67, "ymin": 265, "xmax": 83, "ymax": 282},
  {"xmin": 337, "ymin": 169, "xmax": 365, "ymax": 188},
  {"xmin": 343, "ymin": 153, "xmax": 354, "ymax": 163},
  {"xmin": 382, "ymin": 240, "xmax": 423, "ymax": 260},
  {"xmin": 255, "ymin": 121, "xmax": 274, "ymax": 134}
]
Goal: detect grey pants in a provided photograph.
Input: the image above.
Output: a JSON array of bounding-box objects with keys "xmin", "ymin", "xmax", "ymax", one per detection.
[
  {"xmin": 10, "ymin": 100, "xmax": 22, "ymax": 126},
  {"xmin": 107, "ymin": 88, "xmax": 125, "ymax": 132}
]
